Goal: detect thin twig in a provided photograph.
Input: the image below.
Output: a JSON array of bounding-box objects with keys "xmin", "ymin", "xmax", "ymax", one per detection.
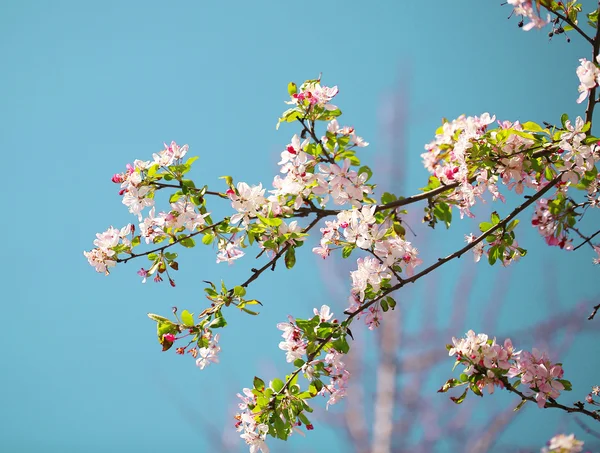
[
  {"xmin": 503, "ymin": 378, "xmax": 600, "ymax": 422},
  {"xmin": 238, "ymin": 213, "xmax": 325, "ymax": 288},
  {"xmin": 151, "ymin": 181, "xmax": 226, "ymax": 198},
  {"xmin": 574, "ymin": 228, "xmax": 600, "ymax": 250},
  {"xmin": 543, "ymin": 6, "xmax": 594, "ymax": 45},
  {"xmin": 116, "ymin": 222, "xmax": 223, "ymax": 264},
  {"xmin": 588, "ymin": 303, "xmax": 600, "ymax": 320}
]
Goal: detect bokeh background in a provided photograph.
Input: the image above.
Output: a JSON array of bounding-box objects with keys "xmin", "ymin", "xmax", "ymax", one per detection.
[{"xmin": 1, "ymin": 1, "xmax": 599, "ymax": 452}]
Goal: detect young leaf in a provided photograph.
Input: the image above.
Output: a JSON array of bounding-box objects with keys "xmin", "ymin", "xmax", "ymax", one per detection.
[
  {"xmin": 181, "ymin": 309, "xmax": 195, "ymax": 327},
  {"xmin": 285, "ymin": 246, "xmax": 296, "ymax": 269}
]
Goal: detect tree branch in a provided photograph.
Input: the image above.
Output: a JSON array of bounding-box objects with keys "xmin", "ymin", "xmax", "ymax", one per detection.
[{"xmin": 274, "ymin": 174, "xmax": 564, "ymax": 402}]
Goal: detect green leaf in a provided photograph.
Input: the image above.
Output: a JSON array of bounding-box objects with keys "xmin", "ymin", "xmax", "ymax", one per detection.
[
  {"xmin": 184, "ymin": 156, "xmax": 199, "ymax": 166},
  {"xmin": 558, "ymin": 379, "xmax": 572, "ymax": 391},
  {"xmin": 293, "ymin": 358, "xmax": 305, "ymax": 367},
  {"xmin": 271, "ymin": 378, "xmax": 285, "ymax": 392},
  {"xmin": 506, "ymin": 219, "xmax": 519, "ymax": 232},
  {"xmin": 420, "ymin": 176, "xmax": 441, "ymax": 192},
  {"xmin": 433, "ymin": 202, "xmax": 452, "ymax": 229},
  {"xmin": 310, "ymin": 380, "xmax": 323, "ymax": 393},
  {"xmin": 386, "ymin": 296, "xmax": 397, "ymax": 309},
  {"xmin": 298, "ymin": 412, "xmax": 311, "ymax": 427},
  {"xmin": 285, "ymin": 247, "xmax": 296, "ymax": 269},
  {"xmin": 560, "ymin": 113, "xmax": 569, "ymax": 129},
  {"xmin": 209, "ymin": 312, "xmax": 227, "ymax": 329},
  {"xmin": 147, "ymin": 164, "xmax": 160, "ymax": 178},
  {"xmin": 381, "ymin": 192, "xmax": 397, "ymax": 205},
  {"xmin": 357, "ymin": 165, "xmax": 373, "ymax": 182},
  {"xmin": 287, "ymin": 82, "xmax": 297, "ymax": 96},
  {"xmin": 273, "ymin": 414, "xmax": 287, "ymax": 440},
  {"xmin": 332, "ymin": 337, "xmax": 349, "ymax": 354},
  {"xmin": 479, "ymin": 222, "xmax": 493, "ymax": 232},
  {"xmin": 169, "ymin": 192, "xmax": 182, "ymax": 203},
  {"xmin": 181, "ymin": 179, "xmax": 196, "ymax": 194},
  {"xmin": 181, "ymin": 310, "xmax": 195, "ymax": 327},
  {"xmin": 342, "ymin": 246, "xmax": 353, "ymax": 259},
  {"xmin": 148, "ymin": 313, "xmax": 171, "ymax": 323},
  {"xmin": 470, "ymin": 382, "xmax": 483, "ymax": 397},
  {"xmin": 202, "ymin": 233, "xmax": 214, "ymax": 245},
  {"xmin": 438, "ymin": 378, "xmax": 459, "ymax": 393},
  {"xmin": 219, "ymin": 175, "xmax": 233, "ymax": 188},
  {"xmin": 233, "ymin": 285, "xmax": 246, "ymax": 297},
  {"xmin": 514, "ymin": 399, "xmax": 527, "ymax": 412},
  {"xmin": 450, "ymin": 388, "xmax": 468, "ymax": 404},
  {"xmin": 488, "ymin": 246, "xmax": 499, "ymax": 265},
  {"xmin": 257, "ymin": 215, "xmax": 283, "ymax": 227},
  {"xmin": 380, "ymin": 299, "xmax": 389, "ymax": 312},
  {"xmin": 179, "ymin": 237, "xmax": 196, "ymax": 248},
  {"xmin": 316, "ymin": 326, "xmax": 332, "ymax": 338},
  {"xmin": 253, "ymin": 376, "xmax": 265, "ymax": 391},
  {"xmin": 521, "ymin": 121, "xmax": 544, "ymax": 133},
  {"xmin": 244, "ymin": 299, "xmax": 262, "ymax": 306}
]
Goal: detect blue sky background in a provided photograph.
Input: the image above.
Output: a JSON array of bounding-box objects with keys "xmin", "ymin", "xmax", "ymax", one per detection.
[{"xmin": 1, "ymin": 1, "xmax": 599, "ymax": 452}]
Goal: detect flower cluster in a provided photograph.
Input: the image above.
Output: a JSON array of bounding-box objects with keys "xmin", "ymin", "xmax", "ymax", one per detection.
[
  {"xmin": 195, "ymin": 332, "xmax": 221, "ymax": 370},
  {"xmin": 85, "ymin": 141, "xmax": 207, "ymax": 280},
  {"xmin": 140, "ymin": 201, "xmax": 209, "ymax": 245},
  {"xmin": 421, "ymin": 113, "xmax": 503, "ymax": 219},
  {"xmin": 277, "ymin": 315, "xmax": 307, "ymax": 363},
  {"xmin": 228, "ymin": 182, "xmax": 267, "ymax": 226},
  {"xmin": 319, "ymin": 348, "xmax": 350, "ymax": 409},
  {"xmin": 83, "ymin": 224, "xmax": 133, "ymax": 274},
  {"xmin": 541, "ymin": 433, "xmax": 584, "ymax": 453},
  {"xmin": 557, "ymin": 117, "xmax": 599, "ymax": 184},
  {"xmin": 314, "ymin": 158, "xmax": 372, "ymax": 207},
  {"xmin": 445, "ymin": 331, "xmax": 571, "ymax": 408},
  {"xmin": 236, "ymin": 411, "xmax": 269, "ymax": 453},
  {"xmin": 286, "ymin": 80, "xmax": 339, "ymax": 112},
  {"xmin": 576, "ymin": 56, "xmax": 600, "ymax": 104}
]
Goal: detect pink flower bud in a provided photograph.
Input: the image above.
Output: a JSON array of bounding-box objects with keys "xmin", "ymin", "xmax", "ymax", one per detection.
[{"xmin": 163, "ymin": 333, "xmax": 175, "ymax": 342}]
